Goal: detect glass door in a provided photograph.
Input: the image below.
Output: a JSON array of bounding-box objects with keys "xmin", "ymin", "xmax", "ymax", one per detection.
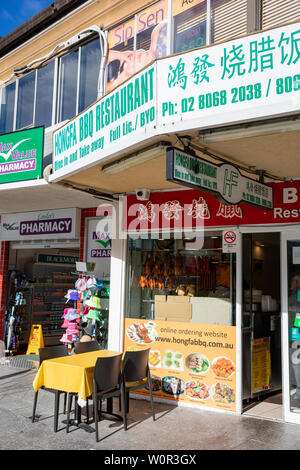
[{"xmin": 282, "ymin": 231, "xmax": 300, "ymax": 424}]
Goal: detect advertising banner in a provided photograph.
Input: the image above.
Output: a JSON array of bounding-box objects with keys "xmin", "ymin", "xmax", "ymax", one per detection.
[
  {"xmin": 0, "ymin": 127, "xmax": 44, "ymax": 184},
  {"xmin": 1, "ymin": 208, "xmax": 79, "ymax": 241},
  {"xmin": 156, "ymin": 21, "xmax": 300, "ymax": 132},
  {"xmin": 124, "ymin": 318, "xmax": 236, "ymax": 411},
  {"xmin": 51, "ymin": 21, "xmax": 300, "ymax": 182},
  {"xmin": 124, "ymin": 181, "xmax": 300, "ymax": 231},
  {"xmin": 107, "ymin": 0, "xmax": 168, "ymax": 93}
]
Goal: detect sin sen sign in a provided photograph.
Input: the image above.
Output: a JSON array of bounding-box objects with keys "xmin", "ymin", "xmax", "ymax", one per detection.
[{"xmin": 222, "ymin": 230, "xmax": 239, "ymax": 253}]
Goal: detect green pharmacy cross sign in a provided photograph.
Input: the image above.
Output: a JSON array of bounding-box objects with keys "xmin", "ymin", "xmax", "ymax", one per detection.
[
  {"xmin": 0, "ymin": 127, "xmax": 44, "ymax": 184},
  {"xmin": 166, "ymin": 147, "xmax": 273, "ymax": 210}
]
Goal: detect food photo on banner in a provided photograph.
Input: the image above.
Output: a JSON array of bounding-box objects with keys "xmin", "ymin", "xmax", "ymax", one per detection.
[{"xmin": 124, "ymin": 318, "xmax": 236, "ymax": 410}]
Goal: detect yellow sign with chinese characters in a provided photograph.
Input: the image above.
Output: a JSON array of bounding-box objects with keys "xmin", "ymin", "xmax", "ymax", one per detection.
[{"xmin": 252, "ymin": 337, "xmax": 271, "ymax": 394}]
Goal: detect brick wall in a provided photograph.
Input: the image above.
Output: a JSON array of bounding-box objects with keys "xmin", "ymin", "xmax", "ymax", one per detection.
[{"xmin": 0, "ymin": 242, "xmax": 9, "ymax": 341}]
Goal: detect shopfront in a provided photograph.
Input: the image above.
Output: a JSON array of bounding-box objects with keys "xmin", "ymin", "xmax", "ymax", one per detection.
[
  {"xmin": 116, "ymin": 180, "xmax": 300, "ymax": 423},
  {"xmin": 1, "ymin": 208, "xmax": 81, "ymax": 351}
]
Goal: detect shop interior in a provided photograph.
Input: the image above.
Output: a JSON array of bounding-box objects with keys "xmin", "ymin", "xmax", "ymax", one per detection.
[
  {"xmin": 242, "ymin": 232, "xmax": 282, "ymax": 421},
  {"xmin": 4, "ymin": 247, "xmax": 80, "ymax": 353}
]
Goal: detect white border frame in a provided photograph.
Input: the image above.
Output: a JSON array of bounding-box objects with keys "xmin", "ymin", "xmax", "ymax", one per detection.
[{"xmin": 281, "ymin": 228, "xmax": 300, "ymax": 425}]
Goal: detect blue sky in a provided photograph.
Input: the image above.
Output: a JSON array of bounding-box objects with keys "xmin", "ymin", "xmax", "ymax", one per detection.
[{"xmin": 0, "ymin": 0, "xmax": 53, "ymax": 37}]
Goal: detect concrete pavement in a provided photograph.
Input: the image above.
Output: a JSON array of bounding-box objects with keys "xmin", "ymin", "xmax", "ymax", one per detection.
[{"xmin": 0, "ymin": 365, "xmax": 300, "ymax": 451}]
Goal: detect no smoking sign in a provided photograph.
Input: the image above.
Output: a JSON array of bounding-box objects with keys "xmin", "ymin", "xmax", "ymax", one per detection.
[{"xmin": 222, "ymin": 230, "xmax": 239, "ymax": 253}]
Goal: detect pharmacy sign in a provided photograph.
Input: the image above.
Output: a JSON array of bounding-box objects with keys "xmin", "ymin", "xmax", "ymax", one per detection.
[
  {"xmin": 166, "ymin": 147, "xmax": 273, "ymax": 209},
  {"xmin": 0, "ymin": 127, "xmax": 44, "ymax": 184}
]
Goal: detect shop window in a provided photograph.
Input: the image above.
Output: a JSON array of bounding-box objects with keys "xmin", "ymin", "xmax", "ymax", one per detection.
[
  {"xmin": 0, "ymin": 82, "xmax": 16, "ymax": 134},
  {"xmin": 58, "ymin": 49, "xmax": 79, "ymax": 122},
  {"xmin": 107, "ymin": 0, "xmax": 168, "ymax": 93},
  {"xmin": 262, "ymin": 0, "xmax": 300, "ymax": 30},
  {"xmin": 78, "ymin": 38, "xmax": 102, "ymax": 113},
  {"xmin": 35, "ymin": 61, "xmax": 55, "ymax": 128},
  {"xmin": 210, "ymin": 0, "xmax": 248, "ymax": 44},
  {"xmin": 125, "ymin": 232, "xmax": 236, "ymax": 326},
  {"xmin": 173, "ymin": 0, "xmax": 207, "ymax": 53},
  {"xmin": 16, "ymin": 71, "xmax": 35, "ymax": 130}
]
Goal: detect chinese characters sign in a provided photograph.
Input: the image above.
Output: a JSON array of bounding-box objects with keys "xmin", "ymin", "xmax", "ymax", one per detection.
[
  {"xmin": 157, "ymin": 21, "xmax": 300, "ymax": 131},
  {"xmin": 166, "ymin": 147, "xmax": 273, "ymax": 209},
  {"xmin": 124, "ymin": 181, "xmax": 300, "ymax": 232},
  {"xmin": 51, "ymin": 22, "xmax": 300, "ymax": 182},
  {"xmin": 0, "ymin": 127, "xmax": 44, "ymax": 184}
]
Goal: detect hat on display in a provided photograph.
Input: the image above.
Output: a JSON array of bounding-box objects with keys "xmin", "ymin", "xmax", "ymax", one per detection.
[
  {"xmin": 86, "ymin": 276, "xmax": 98, "ymax": 292},
  {"xmin": 84, "ymin": 323, "xmax": 95, "ymax": 337},
  {"xmin": 86, "ymin": 309, "xmax": 101, "ymax": 321},
  {"xmin": 66, "ymin": 325, "xmax": 79, "ymax": 334},
  {"xmin": 75, "ymin": 278, "xmax": 87, "ymax": 292},
  {"xmin": 66, "ymin": 322, "xmax": 79, "ymax": 331},
  {"xmin": 65, "ymin": 290, "xmax": 80, "ymax": 301},
  {"xmin": 85, "ymin": 296, "xmax": 101, "ymax": 310},
  {"xmin": 62, "ymin": 308, "xmax": 71, "ymax": 318},
  {"xmin": 60, "ymin": 333, "xmax": 73, "ymax": 344},
  {"xmin": 81, "ymin": 306, "xmax": 89, "ymax": 317},
  {"xmin": 64, "ymin": 309, "xmax": 80, "ymax": 321},
  {"xmin": 61, "ymin": 319, "xmax": 70, "ymax": 328}
]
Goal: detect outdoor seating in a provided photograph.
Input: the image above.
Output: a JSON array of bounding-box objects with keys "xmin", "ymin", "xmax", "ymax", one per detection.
[
  {"xmin": 121, "ymin": 348, "xmax": 155, "ymax": 430},
  {"xmin": 32, "ymin": 345, "xmax": 69, "ymax": 432},
  {"xmin": 88, "ymin": 353, "xmax": 124, "ymax": 442},
  {"xmin": 64, "ymin": 341, "xmax": 100, "ymax": 425}
]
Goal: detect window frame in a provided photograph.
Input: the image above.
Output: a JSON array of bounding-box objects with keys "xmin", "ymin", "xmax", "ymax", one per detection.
[{"xmin": 0, "ymin": 33, "xmax": 104, "ymax": 134}]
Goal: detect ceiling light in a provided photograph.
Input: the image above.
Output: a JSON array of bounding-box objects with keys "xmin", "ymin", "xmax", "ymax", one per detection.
[
  {"xmin": 199, "ymin": 118, "xmax": 300, "ymax": 144},
  {"xmin": 101, "ymin": 143, "xmax": 169, "ymax": 175}
]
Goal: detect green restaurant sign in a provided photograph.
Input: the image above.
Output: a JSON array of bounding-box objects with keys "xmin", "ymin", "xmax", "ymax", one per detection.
[
  {"xmin": 0, "ymin": 127, "xmax": 44, "ymax": 184},
  {"xmin": 166, "ymin": 147, "xmax": 273, "ymax": 210}
]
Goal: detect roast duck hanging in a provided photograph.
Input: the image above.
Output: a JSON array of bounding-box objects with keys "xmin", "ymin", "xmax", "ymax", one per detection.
[
  {"xmin": 137, "ymin": 252, "xmax": 216, "ymax": 292},
  {"xmin": 138, "ymin": 252, "xmax": 177, "ymax": 291}
]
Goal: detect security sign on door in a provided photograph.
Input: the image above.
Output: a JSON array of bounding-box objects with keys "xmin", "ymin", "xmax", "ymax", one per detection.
[{"xmin": 222, "ymin": 229, "xmax": 239, "ymax": 253}]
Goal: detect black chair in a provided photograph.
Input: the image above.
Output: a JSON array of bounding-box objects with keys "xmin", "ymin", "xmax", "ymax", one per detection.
[
  {"xmin": 32, "ymin": 345, "xmax": 69, "ymax": 432},
  {"xmin": 74, "ymin": 340, "xmax": 100, "ymax": 354},
  {"xmin": 66, "ymin": 353, "xmax": 124, "ymax": 441},
  {"xmin": 121, "ymin": 348, "xmax": 155, "ymax": 431},
  {"xmin": 67, "ymin": 340, "xmax": 100, "ymax": 425}
]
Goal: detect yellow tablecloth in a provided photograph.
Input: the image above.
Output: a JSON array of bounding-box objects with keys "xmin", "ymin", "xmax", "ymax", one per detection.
[{"xmin": 32, "ymin": 350, "xmax": 121, "ymax": 401}]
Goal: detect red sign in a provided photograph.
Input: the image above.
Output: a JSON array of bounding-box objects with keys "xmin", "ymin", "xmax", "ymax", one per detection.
[{"xmin": 124, "ymin": 181, "xmax": 300, "ymax": 230}]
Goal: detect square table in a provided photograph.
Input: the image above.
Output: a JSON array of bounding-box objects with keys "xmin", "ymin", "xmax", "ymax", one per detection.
[{"xmin": 33, "ymin": 350, "xmax": 122, "ymax": 432}]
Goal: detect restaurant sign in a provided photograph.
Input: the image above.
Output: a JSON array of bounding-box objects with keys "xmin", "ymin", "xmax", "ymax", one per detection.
[
  {"xmin": 0, "ymin": 127, "xmax": 44, "ymax": 184},
  {"xmin": 51, "ymin": 21, "xmax": 300, "ymax": 183},
  {"xmin": 124, "ymin": 181, "xmax": 300, "ymax": 231},
  {"xmin": 166, "ymin": 147, "xmax": 273, "ymax": 209},
  {"xmin": 1, "ymin": 208, "xmax": 79, "ymax": 240}
]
